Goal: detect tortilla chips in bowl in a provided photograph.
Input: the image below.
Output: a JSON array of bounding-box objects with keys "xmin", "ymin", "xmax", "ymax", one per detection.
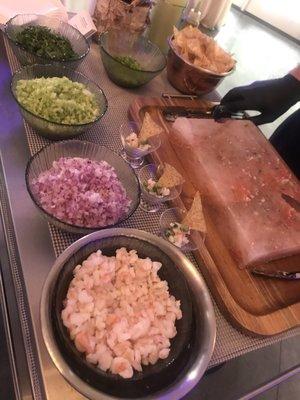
[{"xmin": 167, "ymin": 26, "xmax": 236, "ymax": 95}]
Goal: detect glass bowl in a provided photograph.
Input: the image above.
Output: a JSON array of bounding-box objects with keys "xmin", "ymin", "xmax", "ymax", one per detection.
[
  {"xmin": 4, "ymin": 14, "xmax": 89, "ymax": 67},
  {"xmin": 11, "ymin": 64, "xmax": 108, "ymax": 140},
  {"xmin": 25, "ymin": 140, "xmax": 140, "ymax": 234},
  {"xmin": 120, "ymin": 121, "xmax": 162, "ymax": 168},
  {"xmin": 99, "ymin": 30, "xmax": 166, "ymax": 88},
  {"xmin": 160, "ymin": 208, "xmax": 204, "ymax": 252},
  {"xmin": 138, "ymin": 164, "xmax": 182, "ymax": 213}
]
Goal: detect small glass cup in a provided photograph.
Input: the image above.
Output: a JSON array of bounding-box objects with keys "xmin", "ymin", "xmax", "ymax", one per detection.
[
  {"xmin": 159, "ymin": 207, "xmax": 203, "ymax": 252},
  {"xmin": 138, "ymin": 164, "xmax": 182, "ymax": 212},
  {"xmin": 120, "ymin": 121, "xmax": 161, "ymax": 169}
]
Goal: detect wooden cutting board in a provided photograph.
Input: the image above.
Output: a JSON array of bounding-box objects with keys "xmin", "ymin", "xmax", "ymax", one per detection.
[{"xmin": 128, "ymin": 96, "xmax": 300, "ymax": 337}]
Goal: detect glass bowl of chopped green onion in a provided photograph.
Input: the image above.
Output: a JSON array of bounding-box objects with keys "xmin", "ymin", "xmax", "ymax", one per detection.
[
  {"xmin": 160, "ymin": 208, "xmax": 202, "ymax": 252},
  {"xmin": 99, "ymin": 30, "xmax": 166, "ymax": 88},
  {"xmin": 11, "ymin": 64, "xmax": 108, "ymax": 140},
  {"xmin": 4, "ymin": 14, "xmax": 89, "ymax": 67}
]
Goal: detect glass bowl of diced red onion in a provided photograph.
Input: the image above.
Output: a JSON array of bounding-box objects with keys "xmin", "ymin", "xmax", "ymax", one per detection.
[{"xmin": 25, "ymin": 140, "xmax": 140, "ymax": 234}]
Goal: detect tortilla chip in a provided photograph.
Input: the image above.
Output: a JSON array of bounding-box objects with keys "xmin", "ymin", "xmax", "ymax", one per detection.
[
  {"xmin": 182, "ymin": 192, "xmax": 206, "ymax": 233},
  {"xmin": 157, "ymin": 163, "xmax": 185, "ymax": 188},
  {"xmin": 139, "ymin": 112, "xmax": 162, "ymax": 141},
  {"xmin": 172, "ymin": 25, "xmax": 235, "ymax": 74}
]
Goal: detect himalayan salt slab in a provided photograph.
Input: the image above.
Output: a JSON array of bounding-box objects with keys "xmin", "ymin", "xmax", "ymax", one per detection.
[{"xmin": 172, "ymin": 118, "xmax": 300, "ymax": 268}]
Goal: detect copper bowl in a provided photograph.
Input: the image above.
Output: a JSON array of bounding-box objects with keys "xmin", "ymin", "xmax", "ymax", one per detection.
[{"xmin": 167, "ymin": 38, "xmax": 234, "ymax": 95}]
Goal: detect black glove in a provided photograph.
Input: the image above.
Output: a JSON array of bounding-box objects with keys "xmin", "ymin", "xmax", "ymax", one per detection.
[{"xmin": 220, "ymin": 74, "xmax": 300, "ymax": 125}]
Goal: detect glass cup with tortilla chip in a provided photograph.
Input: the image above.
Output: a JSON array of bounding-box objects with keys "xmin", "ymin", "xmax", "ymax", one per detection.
[
  {"xmin": 160, "ymin": 208, "xmax": 199, "ymax": 252},
  {"xmin": 160, "ymin": 193, "xmax": 206, "ymax": 251},
  {"xmin": 138, "ymin": 162, "xmax": 184, "ymax": 212},
  {"xmin": 120, "ymin": 113, "xmax": 162, "ymax": 169}
]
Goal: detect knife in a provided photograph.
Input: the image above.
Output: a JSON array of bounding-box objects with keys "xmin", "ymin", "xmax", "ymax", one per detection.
[
  {"xmin": 251, "ymin": 268, "xmax": 300, "ymax": 280},
  {"xmin": 162, "ymin": 104, "xmax": 248, "ymax": 122},
  {"xmin": 281, "ymin": 193, "xmax": 300, "ymax": 212}
]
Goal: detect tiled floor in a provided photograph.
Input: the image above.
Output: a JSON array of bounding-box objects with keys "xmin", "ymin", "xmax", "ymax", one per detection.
[
  {"xmin": 184, "ymin": 336, "xmax": 300, "ymax": 400},
  {"xmin": 183, "ymin": 8, "xmax": 300, "ymax": 400}
]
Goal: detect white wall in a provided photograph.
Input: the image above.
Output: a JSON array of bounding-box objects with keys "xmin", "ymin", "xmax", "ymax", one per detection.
[{"xmin": 233, "ymin": 0, "xmax": 300, "ymax": 40}]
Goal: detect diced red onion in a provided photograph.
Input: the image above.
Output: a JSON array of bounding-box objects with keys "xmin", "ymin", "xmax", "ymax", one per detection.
[{"xmin": 31, "ymin": 157, "xmax": 131, "ymax": 227}]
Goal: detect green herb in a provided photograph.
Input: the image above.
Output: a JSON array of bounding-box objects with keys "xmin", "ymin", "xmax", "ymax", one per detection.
[
  {"xmin": 152, "ymin": 184, "xmax": 162, "ymax": 194},
  {"xmin": 16, "ymin": 77, "xmax": 100, "ymax": 125},
  {"xmin": 165, "ymin": 229, "xmax": 172, "ymax": 237},
  {"xmin": 170, "ymin": 222, "xmax": 189, "ymax": 232},
  {"xmin": 114, "ymin": 56, "xmax": 141, "ymax": 71},
  {"xmin": 181, "ymin": 224, "xmax": 189, "ymax": 232},
  {"xmin": 15, "ymin": 25, "xmax": 77, "ymax": 61}
]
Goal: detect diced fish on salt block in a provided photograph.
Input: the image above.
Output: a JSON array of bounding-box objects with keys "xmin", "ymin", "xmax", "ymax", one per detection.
[{"xmin": 172, "ymin": 117, "xmax": 300, "ymax": 268}]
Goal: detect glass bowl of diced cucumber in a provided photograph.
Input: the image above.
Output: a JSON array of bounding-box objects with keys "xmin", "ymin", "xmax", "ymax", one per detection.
[{"xmin": 11, "ymin": 64, "xmax": 107, "ymax": 140}]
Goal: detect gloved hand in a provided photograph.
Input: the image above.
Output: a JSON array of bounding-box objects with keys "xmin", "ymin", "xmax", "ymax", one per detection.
[{"xmin": 220, "ymin": 74, "xmax": 300, "ymax": 125}]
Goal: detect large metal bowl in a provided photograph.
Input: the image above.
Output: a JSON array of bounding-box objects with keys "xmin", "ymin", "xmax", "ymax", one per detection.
[
  {"xmin": 40, "ymin": 228, "xmax": 216, "ymax": 400},
  {"xmin": 167, "ymin": 38, "xmax": 234, "ymax": 95}
]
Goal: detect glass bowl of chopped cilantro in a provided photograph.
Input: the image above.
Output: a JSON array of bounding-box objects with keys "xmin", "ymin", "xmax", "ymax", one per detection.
[
  {"xmin": 11, "ymin": 64, "xmax": 108, "ymax": 140},
  {"xmin": 4, "ymin": 14, "xmax": 89, "ymax": 67},
  {"xmin": 99, "ymin": 30, "xmax": 166, "ymax": 88}
]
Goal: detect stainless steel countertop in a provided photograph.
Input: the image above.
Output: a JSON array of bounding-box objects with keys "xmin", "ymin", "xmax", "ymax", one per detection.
[
  {"xmin": 0, "ymin": 33, "xmax": 219, "ymax": 400},
  {"xmin": 0, "ymin": 33, "xmax": 219, "ymax": 398},
  {"xmin": 0, "ymin": 33, "xmax": 87, "ymax": 399}
]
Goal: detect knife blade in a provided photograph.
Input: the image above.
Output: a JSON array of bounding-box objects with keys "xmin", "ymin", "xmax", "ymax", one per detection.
[
  {"xmin": 163, "ymin": 106, "xmax": 213, "ymax": 122},
  {"xmin": 251, "ymin": 268, "xmax": 300, "ymax": 280},
  {"xmin": 281, "ymin": 193, "xmax": 300, "ymax": 212},
  {"xmin": 162, "ymin": 104, "xmax": 247, "ymax": 123}
]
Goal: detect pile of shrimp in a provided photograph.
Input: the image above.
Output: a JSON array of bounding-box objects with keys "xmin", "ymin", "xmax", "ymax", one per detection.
[{"xmin": 61, "ymin": 247, "xmax": 182, "ymax": 378}]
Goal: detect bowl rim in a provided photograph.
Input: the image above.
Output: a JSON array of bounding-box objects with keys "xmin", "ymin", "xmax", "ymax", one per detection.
[
  {"xmin": 40, "ymin": 228, "xmax": 216, "ymax": 400},
  {"xmin": 99, "ymin": 30, "xmax": 167, "ymax": 74},
  {"xmin": 4, "ymin": 13, "xmax": 90, "ymax": 63},
  {"xmin": 11, "ymin": 64, "xmax": 108, "ymax": 127},
  {"xmin": 168, "ymin": 36, "xmax": 235, "ymax": 78},
  {"xmin": 25, "ymin": 140, "xmax": 141, "ymax": 231}
]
